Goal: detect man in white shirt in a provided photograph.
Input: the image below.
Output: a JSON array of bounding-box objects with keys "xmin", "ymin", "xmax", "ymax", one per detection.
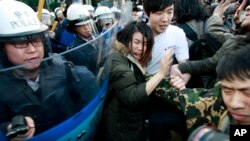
[
  {"xmin": 143, "ymin": 0, "xmax": 189, "ymax": 74},
  {"xmin": 143, "ymin": 0, "xmax": 189, "ymax": 140}
]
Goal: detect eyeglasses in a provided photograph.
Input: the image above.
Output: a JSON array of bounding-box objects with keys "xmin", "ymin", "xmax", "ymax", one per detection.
[{"xmin": 10, "ymin": 38, "xmax": 43, "ymax": 49}]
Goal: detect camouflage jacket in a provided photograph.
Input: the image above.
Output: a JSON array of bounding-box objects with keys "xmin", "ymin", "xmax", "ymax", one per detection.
[{"xmin": 147, "ymin": 75, "xmax": 226, "ymax": 134}]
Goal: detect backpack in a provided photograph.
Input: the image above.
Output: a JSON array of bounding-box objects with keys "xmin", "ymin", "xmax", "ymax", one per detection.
[
  {"xmin": 178, "ymin": 23, "xmax": 222, "ymax": 61},
  {"xmin": 177, "ymin": 22, "xmax": 223, "ymax": 88}
]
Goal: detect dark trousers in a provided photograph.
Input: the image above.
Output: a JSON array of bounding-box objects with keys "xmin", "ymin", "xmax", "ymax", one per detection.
[{"xmin": 148, "ymin": 94, "xmax": 188, "ymax": 141}]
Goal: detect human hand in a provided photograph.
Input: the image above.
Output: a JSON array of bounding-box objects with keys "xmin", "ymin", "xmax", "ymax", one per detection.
[
  {"xmin": 213, "ymin": 0, "xmax": 232, "ymax": 17},
  {"xmin": 170, "ymin": 75, "xmax": 186, "ymax": 90},
  {"xmin": 158, "ymin": 48, "xmax": 173, "ymax": 77},
  {"xmin": 233, "ymin": 0, "xmax": 247, "ymax": 24},
  {"xmin": 49, "ymin": 31, "xmax": 55, "ymax": 39},
  {"xmin": 7, "ymin": 116, "xmax": 35, "ymax": 141},
  {"xmin": 170, "ymin": 64, "xmax": 182, "ymax": 78},
  {"xmin": 170, "ymin": 64, "xmax": 191, "ymax": 85}
]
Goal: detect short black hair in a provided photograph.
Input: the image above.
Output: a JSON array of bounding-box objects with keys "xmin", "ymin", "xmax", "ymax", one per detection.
[
  {"xmin": 143, "ymin": 0, "xmax": 175, "ymax": 17},
  {"xmin": 132, "ymin": 6, "xmax": 141, "ymax": 12},
  {"xmin": 216, "ymin": 35, "xmax": 250, "ymax": 82}
]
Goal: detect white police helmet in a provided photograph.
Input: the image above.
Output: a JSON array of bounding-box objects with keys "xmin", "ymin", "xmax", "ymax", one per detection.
[
  {"xmin": 94, "ymin": 6, "xmax": 114, "ymax": 21},
  {"xmin": 66, "ymin": 3, "xmax": 99, "ymax": 36},
  {"xmin": 54, "ymin": 7, "xmax": 63, "ymax": 16},
  {"xmin": 83, "ymin": 4, "xmax": 95, "ymax": 13},
  {"xmin": 67, "ymin": 3, "xmax": 92, "ymax": 26},
  {"xmin": 0, "ymin": 0, "xmax": 48, "ymax": 42}
]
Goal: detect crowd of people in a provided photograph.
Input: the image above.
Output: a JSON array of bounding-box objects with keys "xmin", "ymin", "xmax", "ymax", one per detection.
[{"xmin": 1, "ymin": 0, "xmax": 250, "ymax": 141}]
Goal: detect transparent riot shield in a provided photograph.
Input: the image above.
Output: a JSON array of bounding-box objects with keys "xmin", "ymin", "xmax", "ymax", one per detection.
[
  {"xmin": 97, "ymin": 0, "xmax": 113, "ymax": 8},
  {"xmin": 119, "ymin": 0, "xmax": 133, "ymax": 27},
  {"xmin": 0, "ymin": 21, "xmax": 118, "ymax": 141}
]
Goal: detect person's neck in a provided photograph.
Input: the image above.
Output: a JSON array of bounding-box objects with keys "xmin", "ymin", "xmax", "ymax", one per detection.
[{"xmin": 147, "ymin": 23, "xmax": 160, "ymax": 36}]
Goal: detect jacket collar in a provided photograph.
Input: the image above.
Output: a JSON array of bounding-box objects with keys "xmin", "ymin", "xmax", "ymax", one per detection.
[{"xmin": 114, "ymin": 41, "xmax": 146, "ymax": 74}]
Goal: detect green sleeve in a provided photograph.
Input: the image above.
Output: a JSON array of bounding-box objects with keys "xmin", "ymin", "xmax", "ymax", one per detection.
[{"xmin": 178, "ymin": 38, "xmax": 236, "ymax": 74}]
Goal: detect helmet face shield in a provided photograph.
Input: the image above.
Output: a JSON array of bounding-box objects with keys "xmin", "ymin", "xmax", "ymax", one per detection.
[
  {"xmin": 41, "ymin": 13, "xmax": 52, "ymax": 26},
  {"xmin": 66, "ymin": 3, "xmax": 99, "ymax": 37},
  {"xmin": 0, "ymin": 31, "xmax": 47, "ymax": 43},
  {"xmin": 71, "ymin": 16, "xmax": 92, "ymax": 26}
]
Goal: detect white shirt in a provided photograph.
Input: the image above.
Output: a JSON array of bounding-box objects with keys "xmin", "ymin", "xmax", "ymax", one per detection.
[{"xmin": 147, "ymin": 25, "xmax": 189, "ymax": 74}]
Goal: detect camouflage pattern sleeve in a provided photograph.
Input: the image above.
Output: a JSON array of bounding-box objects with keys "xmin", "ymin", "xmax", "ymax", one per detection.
[{"xmin": 146, "ymin": 75, "xmax": 226, "ymax": 133}]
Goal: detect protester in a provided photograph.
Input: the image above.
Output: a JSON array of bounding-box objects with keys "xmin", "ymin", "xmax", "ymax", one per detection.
[
  {"xmin": 143, "ymin": 0, "xmax": 189, "ymax": 140},
  {"xmin": 155, "ymin": 0, "xmax": 250, "ymax": 135},
  {"xmin": 171, "ymin": 0, "xmax": 249, "ymax": 86},
  {"xmin": 174, "ymin": 0, "xmax": 216, "ymax": 88},
  {"xmin": 98, "ymin": 20, "xmax": 175, "ymax": 141},
  {"xmin": 143, "ymin": 0, "xmax": 189, "ymax": 75},
  {"xmin": 0, "ymin": 1, "xmax": 99, "ymax": 140},
  {"xmin": 216, "ymin": 35, "xmax": 250, "ymax": 131},
  {"xmin": 187, "ymin": 34, "xmax": 250, "ymax": 140}
]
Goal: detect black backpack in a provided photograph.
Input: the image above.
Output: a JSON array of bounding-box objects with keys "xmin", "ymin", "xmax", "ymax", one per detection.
[
  {"xmin": 177, "ymin": 23, "xmax": 222, "ymax": 88},
  {"xmin": 178, "ymin": 23, "xmax": 222, "ymax": 61}
]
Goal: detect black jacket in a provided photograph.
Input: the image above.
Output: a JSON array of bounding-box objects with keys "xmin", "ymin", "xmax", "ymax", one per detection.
[
  {"xmin": 64, "ymin": 36, "xmax": 98, "ymax": 74},
  {"xmin": 0, "ymin": 56, "xmax": 99, "ymax": 135}
]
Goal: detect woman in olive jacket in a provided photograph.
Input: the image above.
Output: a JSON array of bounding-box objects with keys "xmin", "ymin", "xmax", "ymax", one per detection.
[{"xmin": 98, "ymin": 21, "xmax": 174, "ymax": 141}]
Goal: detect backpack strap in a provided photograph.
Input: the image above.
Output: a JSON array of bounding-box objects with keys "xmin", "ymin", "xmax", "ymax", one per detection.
[{"xmin": 177, "ymin": 23, "xmax": 198, "ymax": 41}]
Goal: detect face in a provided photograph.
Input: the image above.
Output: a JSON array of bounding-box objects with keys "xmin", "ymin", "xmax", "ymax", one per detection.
[
  {"xmin": 100, "ymin": 18, "xmax": 113, "ymax": 31},
  {"xmin": 57, "ymin": 13, "xmax": 65, "ymax": 21},
  {"xmin": 132, "ymin": 12, "xmax": 139, "ymax": 21},
  {"xmin": 4, "ymin": 38, "xmax": 44, "ymax": 70},
  {"xmin": 241, "ymin": 5, "xmax": 250, "ymax": 30},
  {"xmin": 147, "ymin": 5, "xmax": 174, "ymax": 36},
  {"xmin": 129, "ymin": 32, "xmax": 147, "ymax": 61},
  {"xmin": 75, "ymin": 23, "xmax": 93, "ymax": 39},
  {"xmin": 219, "ymin": 78, "xmax": 250, "ymax": 125}
]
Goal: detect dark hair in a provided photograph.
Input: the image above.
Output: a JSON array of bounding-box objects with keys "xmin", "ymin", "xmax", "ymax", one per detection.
[
  {"xmin": 174, "ymin": 0, "xmax": 209, "ymax": 23},
  {"xmin": 116, "ymin": 21, "xmax": 154, "ymax": 65},
  {"xmin": 143, "ymin": 0, "xmax": 175, "ymax": 17},
  {"xmin": 216, "ymin": 35, "xmax": 250, "ymax": 82},
  {"xmin": 132, "ymin": 7, "xmax": 141, "ymax": 12}
]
